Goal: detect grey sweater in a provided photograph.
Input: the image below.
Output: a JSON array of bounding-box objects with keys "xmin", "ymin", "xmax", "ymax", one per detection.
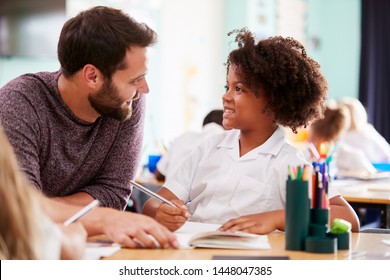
[{"xmin": 0, "ymin": 71, "xmax": 145, "ymax": 210}]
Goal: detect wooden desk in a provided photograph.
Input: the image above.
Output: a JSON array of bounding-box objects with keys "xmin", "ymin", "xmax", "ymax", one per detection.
[
  {"xmin": 103, "ymin": 232, "xmax": 389, "ymax": 260},
  {"xmin": 334, "ymin": 178, "xmax": 390, "ymax": 228}
]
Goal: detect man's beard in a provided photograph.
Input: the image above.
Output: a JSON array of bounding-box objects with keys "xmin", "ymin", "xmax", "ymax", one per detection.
[{"xmin": 88, "ymin": 79, "xmax": 133, "ymax": 121}]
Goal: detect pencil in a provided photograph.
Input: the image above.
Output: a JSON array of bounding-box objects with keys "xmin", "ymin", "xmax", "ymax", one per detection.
[
  {"xmin": 63, "ymin": 199, "xmax": 100, "ymax": 226},
  {"xmin": 130, "ymin": 180, "xmax": 177, "ymax": 208}
]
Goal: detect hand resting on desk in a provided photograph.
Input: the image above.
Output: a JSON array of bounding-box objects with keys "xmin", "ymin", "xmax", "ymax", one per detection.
[
  {"xmin": 42, "ymin": 197, "xmax": 179, "ymax": 249},
  {"xmin": 219, "ymin": 210, "xmax": 285, "ymax": 234},
  {"xmin": 220, "ymin": 196, "xmax": 360, "ymax": 234},
  {"xmin": 87, "ymin": 208, "xmax": 179, "ymax": 249}
]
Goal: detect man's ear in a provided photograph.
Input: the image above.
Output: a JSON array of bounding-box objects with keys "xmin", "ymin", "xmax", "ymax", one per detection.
[{"xmin": 83, "ymin": 64, "xmax": 103, "ymax": 89}]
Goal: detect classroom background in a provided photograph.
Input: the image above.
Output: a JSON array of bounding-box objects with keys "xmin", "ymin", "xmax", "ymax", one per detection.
[{"xmin": 1, "ymin": 0, "xmax": 388, "ymax": 168}]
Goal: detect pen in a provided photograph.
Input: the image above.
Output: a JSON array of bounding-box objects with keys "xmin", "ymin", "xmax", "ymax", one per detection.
[
  {"xmin": 130, "ymin": 180, "xmax": 177, "ymax": 208},
  {"xmin": 63, "ymin": 199, "xmax": 100, "ymax": 226}
]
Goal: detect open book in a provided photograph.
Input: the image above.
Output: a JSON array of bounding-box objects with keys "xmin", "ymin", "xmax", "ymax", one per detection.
[
  {"xmin": 175, "ymin": 222, "xmax": 271, "ymax": 250},
  {"xmin": 188, "ymin": 230, "xmax": 270, "ymax": 249}
]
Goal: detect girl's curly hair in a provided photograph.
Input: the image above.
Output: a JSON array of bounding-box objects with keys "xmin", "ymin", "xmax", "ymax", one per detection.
[{"xmin": 226, "ymin": 28, "xmax": 328, "ymax": 133}]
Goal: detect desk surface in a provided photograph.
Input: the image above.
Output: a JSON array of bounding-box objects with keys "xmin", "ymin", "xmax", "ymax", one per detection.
[
  {"xmin": 334, "ymin": 178, "xmax": 390, "ymax": 205},
  {"xmin": 103, "ymin": 232, "xmax": 389, "ymax": 260}
]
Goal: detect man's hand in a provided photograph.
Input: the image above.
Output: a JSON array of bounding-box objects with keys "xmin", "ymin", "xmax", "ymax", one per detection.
[{"xmin": 99, "ymin": 208, "xmax": 179, "ymax": 249}]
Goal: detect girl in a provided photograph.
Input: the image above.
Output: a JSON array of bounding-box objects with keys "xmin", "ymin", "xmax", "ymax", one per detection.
[{"xmin": 142, "ymin": 29, "xmax": 360, "ymax": 234}]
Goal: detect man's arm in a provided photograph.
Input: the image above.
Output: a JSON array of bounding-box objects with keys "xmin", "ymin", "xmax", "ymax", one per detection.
[
  {"xmin": 40, "ymin": 195, "xmax": 179, "ymax": 249},
  {"xmin": 52, "ymin": 192, "xmax": 95, "ymax": 206}
]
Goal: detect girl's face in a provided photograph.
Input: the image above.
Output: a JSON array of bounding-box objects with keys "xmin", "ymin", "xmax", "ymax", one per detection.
[{"xmin": 222, "ymin": 65, "xmax": 272, "ymax": 132}]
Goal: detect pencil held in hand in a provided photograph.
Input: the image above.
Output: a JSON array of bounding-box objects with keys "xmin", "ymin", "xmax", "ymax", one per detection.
[
  {"xmin": 63, "ymin": 199, "xmax": 100, "ymax": 226},
  {"xmin": 130, "ymin": 180, "xmax": 177, "ymax": 208}
]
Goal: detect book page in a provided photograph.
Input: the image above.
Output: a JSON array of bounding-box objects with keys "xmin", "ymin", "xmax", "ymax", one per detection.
[
  {"xmin": 174, "ymin": 221, "xmax": 270, "ymax": 250},
  {"xmin": 189, "ymin": 231, "xmax": 270, "ymax": 250},
  {"xmin": 175, "ymin": 222, "xmax": 221, "ymax": 248}
]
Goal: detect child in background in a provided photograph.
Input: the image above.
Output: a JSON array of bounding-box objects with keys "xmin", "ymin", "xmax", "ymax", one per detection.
[
  {"xmin": 155, "ymin": 109, "xmax": 224, "ymax": 182},
  {"xmin": 305, "ymin": 102, "xmax": 377, "ymax": 179},
  {"xmin": 338, "ymin": 96, "xmax": 390, "ymax": 163},
  {"xmin": 0, "ymin": 126, "xmax": 87, "ymax": 259},
  {"xmin": 142, "ymin": 29, "xmax": 360, "ymax": 234}
]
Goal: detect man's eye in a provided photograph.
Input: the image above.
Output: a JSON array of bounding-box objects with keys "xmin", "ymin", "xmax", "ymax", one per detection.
[{"xmin": 132, "ymin": 77, "xmax": 143, "ymax": 85}]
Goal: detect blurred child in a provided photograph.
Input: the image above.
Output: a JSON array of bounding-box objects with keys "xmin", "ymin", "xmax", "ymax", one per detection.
[
  {"xmin": 306, "ymin": 103, "xmax": 377, "ymax": 178},
  {"xmin": 0, "ymin": 126, "xmax": 86, "ymax": 259},
  {"xmin": 142, "ymin": 29, "xmax": 360, "ymax": 234},
  {"xmin": 339, "ymin": 96, "xmax": 390, "ymax": 163},
  {"xmin": 155, "ymin": 109, "xmax": 224, "ymax": 181}
]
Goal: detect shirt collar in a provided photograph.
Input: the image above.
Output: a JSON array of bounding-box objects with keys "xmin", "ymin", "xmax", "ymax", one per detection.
[{"xmin": 217, "ymin": 126, "xmax": 286, "ymax": 159}]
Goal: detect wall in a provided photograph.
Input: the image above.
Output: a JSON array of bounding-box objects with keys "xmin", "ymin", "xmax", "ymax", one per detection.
[
  {"xmin": 306, "ymin": 0, "xmax": 361, "ymax": 100},
  {"xmin": 0, "ymin": 56, "xmax": 59, "ymax": 85},
  {"xmin": 154, "ymin": 0, "xmax": 225, "ymax": 147}
]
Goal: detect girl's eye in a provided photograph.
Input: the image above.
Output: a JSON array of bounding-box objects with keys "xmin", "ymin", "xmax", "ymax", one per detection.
[
  {"xmin": 235, "ymin": 86, "xmax": 243, "ymax": 92},
  {"xmin": 224, "ymin": 85, "xmax": 229, "ymax": 91}
]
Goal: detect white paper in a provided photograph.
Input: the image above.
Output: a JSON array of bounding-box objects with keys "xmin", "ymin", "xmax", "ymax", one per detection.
[
  {"xmin": 82, "ymin": 241, "xmax": 121, "ymax": 260},
  {"xmin": 174, "ymin": 221, "xmax": 270, "ymax": 250}
]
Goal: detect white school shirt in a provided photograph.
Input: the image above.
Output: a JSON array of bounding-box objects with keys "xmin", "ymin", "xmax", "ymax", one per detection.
[
  {"xmin": 164, "ymin": 127, "xmax": 339, "ymax": 224},
  {"xmin": 342, "ymin": 124, "xmax": 390, "ymax": 163},
  {"xmin": 157, "ymin": 123, "xmax": 224, "ymax": 180}
]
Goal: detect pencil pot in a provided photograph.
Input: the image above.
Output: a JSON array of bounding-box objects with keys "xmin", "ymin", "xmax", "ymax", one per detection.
[
  {"xmin": 285, "ymin": 180, "xmax": 310, "ymax": 251},
  {"xmin": 328, "ymin": 232, "xmax": 351, "ymax": 250},
  {"xmin": 309, "ymin": 209, "xmax": 329, "ymax": 238},
  {"xmin": 305, "ymin": 208, "xmax": 336, "ymax": 253}
]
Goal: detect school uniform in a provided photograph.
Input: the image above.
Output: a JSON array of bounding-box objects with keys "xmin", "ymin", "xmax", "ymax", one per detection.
[
  {"xmin": 342, "ymin": 124, "xmax": 390, "ymax": 163},
  {"xmin": 157, "ymin": 123, "xmax": 224, "ymax": 180},
  {"xmin": 164, "ymin": 126, "xmax": 339, "ymax": 224}
]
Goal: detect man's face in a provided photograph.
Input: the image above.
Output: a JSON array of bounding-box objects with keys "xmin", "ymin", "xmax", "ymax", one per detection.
[{"xmin": 88, "ymin": 46, "xmax": 150, "ymax": 121}]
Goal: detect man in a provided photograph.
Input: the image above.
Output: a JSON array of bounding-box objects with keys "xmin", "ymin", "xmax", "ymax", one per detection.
[
  {"xmin": 0, "ymin": 6, "xmax": 178, "ymax": 248},
  {"xmin": 0, "ymin": 6, "xmax": 152, "ymax": 210}
]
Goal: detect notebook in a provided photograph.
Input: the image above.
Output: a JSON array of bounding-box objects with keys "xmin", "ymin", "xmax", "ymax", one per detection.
[{"xmin": 175, "ymin": 222, "xmax": 271, "ymax": 250}]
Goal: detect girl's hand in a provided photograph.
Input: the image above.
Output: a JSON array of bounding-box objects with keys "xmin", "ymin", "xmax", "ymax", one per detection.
[
  {"xmin": 219, "ymin": 210, "xmax": 285, "ymax": 235},
  {"xmin": 155, "ymin": 199, "xmax": 191, "ymax": 232}
]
